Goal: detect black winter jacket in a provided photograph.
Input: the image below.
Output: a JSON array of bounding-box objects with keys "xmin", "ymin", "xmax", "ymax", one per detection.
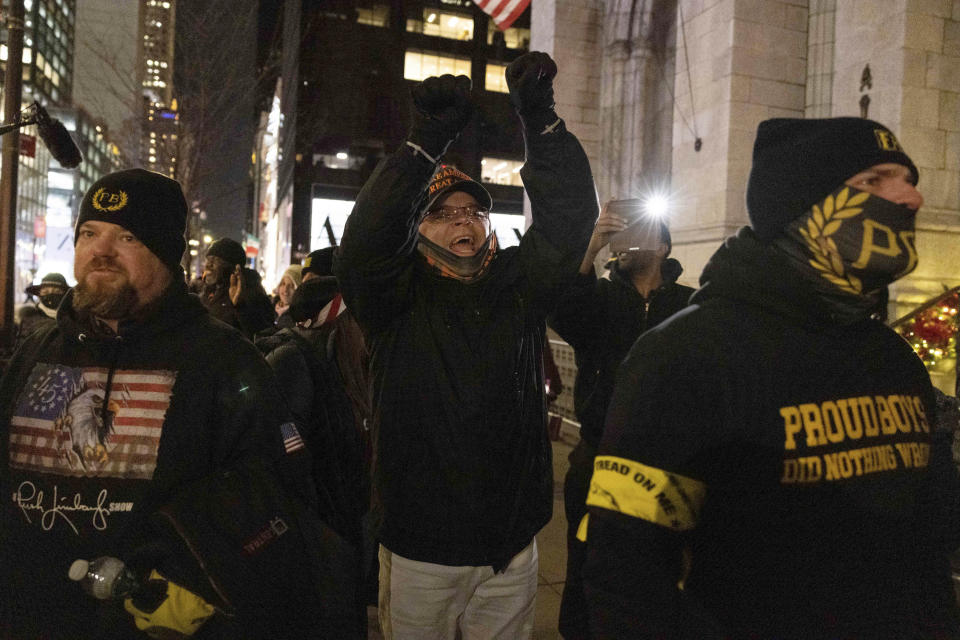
[
  {"xmin": 258, "ymin": 326, "xmax": 366, "ymax": 547},
  {"xmin": 583, "ymin": 228, "xmax": 960, "ymax": 639},
  {"xmin": 336, "ymin": 119, "xmax": 597, "ymax": 567},
  {"xmin": 0, "ymin": 281, "xmax": 305, "ymax": 639},
  {"xmin": 549, "ymin": 259, "xmax": 693, "ymax": 448},
  {"xmin": 202, "ymin": 269, "xmax": 276, "ymax": 340}
]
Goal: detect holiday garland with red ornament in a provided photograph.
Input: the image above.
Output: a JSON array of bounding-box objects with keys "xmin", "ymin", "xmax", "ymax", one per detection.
[{"xmin": 894, "ymin": 290, "xmax": 959, "ymax": 367}]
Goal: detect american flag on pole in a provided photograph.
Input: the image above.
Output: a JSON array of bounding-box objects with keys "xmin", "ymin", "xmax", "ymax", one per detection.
[
  {"xmin": 474, "ymin": 0, "xmax": 530, "ymax": 31},
  {"xmin": 9, "ymin": 363, "xmax": 176, "ymax": 480}
]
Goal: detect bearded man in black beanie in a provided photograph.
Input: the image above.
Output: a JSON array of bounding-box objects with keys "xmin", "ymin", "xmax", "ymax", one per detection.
[
  {"xmin": 582, "ymin": 118, "xmax": 960, "ymax": 638},
  {"xmin": 0, "ymin": 169, "xmax": 322, "ymax": 638}
]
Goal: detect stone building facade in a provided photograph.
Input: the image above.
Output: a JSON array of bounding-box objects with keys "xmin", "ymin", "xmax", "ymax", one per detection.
[
  {"xmin": 534, "ymin": 0, "xmax": 960, "ymax": 406},
  {"xmin": 532, "ymin": 0, "xmax": 959, "ymax": 307}
]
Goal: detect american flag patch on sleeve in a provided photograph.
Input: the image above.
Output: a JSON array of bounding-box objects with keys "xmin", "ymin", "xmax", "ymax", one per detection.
[{"xmin": 280, "ymin": 422, "xmax": 305, "ymax": 454}]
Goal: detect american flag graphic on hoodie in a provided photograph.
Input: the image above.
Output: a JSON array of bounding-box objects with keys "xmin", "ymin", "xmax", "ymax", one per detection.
[{"xmin": 9, "ymin": 363, "xmax": 176, "ymax": 480}]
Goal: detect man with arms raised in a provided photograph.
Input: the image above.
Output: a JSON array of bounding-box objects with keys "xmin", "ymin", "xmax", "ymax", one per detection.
[{"xmin": 336, "ymin": 52, "xmax": 597, "ymax": 639}]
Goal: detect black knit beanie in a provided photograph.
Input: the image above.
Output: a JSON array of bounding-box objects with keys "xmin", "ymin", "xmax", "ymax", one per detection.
[
  {"xmin": 302, "ymin": 247, "xmax": 336, "ymax": 278},
  {"xmin": 75, "ymin": 168, "xmax": 187, "ymax": 272},
  {"xmin": 206, "ymin": 238, "xmax": 247, "ymax": 267},
  {"xmin": 746, "ymin": 117, "xmax": 918, "ymax": 242}
]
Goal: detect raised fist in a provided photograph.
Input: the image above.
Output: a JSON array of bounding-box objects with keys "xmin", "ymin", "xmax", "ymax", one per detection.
[
  {"xmin": 506, "ymin": 51, "xmax": 558, "ymax": 116},
  {"xmin": 408, "ymin": 74, "xmax": 474, "ymax": 159}
]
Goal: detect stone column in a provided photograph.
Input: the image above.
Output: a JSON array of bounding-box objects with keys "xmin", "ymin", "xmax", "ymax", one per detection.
[
  {"xmin": 669, "ymin": 0, "xmax": 809, "ymax": 283},
  {"xmin": 527, "ymin": 0, "xmax": 602, "ymax": 227},
  {"xmin": 529, "ymin": 0, "xmax": 604, "ymax": 165}
]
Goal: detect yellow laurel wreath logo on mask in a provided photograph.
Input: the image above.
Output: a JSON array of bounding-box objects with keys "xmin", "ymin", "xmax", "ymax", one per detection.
[
  {"xmin": 91, "ymin": 187, "xmax": 128, "ymax": 212},
  {"xmin": 797, "ymin": 187, "xmax": 870, "ymax": 295}
]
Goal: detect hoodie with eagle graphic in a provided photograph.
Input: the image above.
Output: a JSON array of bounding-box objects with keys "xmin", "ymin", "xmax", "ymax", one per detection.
[{"xmin": 0, "ymin": 280, "xmax": 297, "ymax": 639}]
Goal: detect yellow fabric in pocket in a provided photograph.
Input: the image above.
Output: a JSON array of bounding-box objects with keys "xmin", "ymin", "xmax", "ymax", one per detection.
[
  {"xmin": 124, "ymin": 569, "xmax": 215, "ymax": 638},
  {"xmin": 576, "ymin": 513, "xmax": 589, "ymax": 542},
  {"xmin": 586, "ymin": 455, "xmax": 706, "ymax": 531}
]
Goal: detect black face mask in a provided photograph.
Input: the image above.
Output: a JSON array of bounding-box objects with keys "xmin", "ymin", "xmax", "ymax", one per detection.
[
  {"xmin": 781, "ymin": 184, "xmax": 918, "ymax": 296},
  {"xmin": 416, "ymin": 232, "xmax": 497, "ymax": 282},
  {"xmin": 39, "ymin": 292, "xmax": 65, "ymax": 310}
]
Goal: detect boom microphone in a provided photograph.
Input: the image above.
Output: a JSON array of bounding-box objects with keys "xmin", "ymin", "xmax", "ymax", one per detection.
[{"xmin": 34, "ymin": 104, "xmax": 82, "ymax": 168}]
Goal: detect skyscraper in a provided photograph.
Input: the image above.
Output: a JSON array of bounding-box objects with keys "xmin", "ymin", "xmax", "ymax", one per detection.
[
  {"xmin": 0, "ymin": 0, "xmax": 77, "ymax": 297},
  {"xmin": 139, "ymin": 0, "xmax": 177, "ymax": 177}
]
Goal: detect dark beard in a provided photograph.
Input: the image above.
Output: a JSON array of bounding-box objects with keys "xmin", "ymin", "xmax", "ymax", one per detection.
[
  {"xmin": 73, "ymin": 278, "xmax": 139, "ymax": 319},
  {"xmin": 202, "ymin": 267, "xmax": 231, "ymax": 301}
]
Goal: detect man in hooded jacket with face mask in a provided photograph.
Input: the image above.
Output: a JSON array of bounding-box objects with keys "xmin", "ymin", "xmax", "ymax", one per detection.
[
  {"xmin": 336, "ymin": 52, "xmax": 597, "ymax": 639},
  {"xmin": 13, "ymin": 272, "xmax": 69, "ymax": 349},
  {"xmin": 582, "ymin": 118, "xmax": 960, "ymax": 639}
]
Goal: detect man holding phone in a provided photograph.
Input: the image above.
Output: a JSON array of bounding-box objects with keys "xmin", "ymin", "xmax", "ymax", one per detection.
[{"xmin": 548, "ymin": 201, "xmax": 693, "ymax": 639}]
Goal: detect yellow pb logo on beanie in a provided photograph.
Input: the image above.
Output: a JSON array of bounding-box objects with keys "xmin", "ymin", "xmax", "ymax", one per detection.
[
  {"xmin": 873, "ymin": 129, "xmax": 904, "ymax": 152},
  {"xmin": 91, "ymin": 187, "xmax": 129, "ymax": 212}
]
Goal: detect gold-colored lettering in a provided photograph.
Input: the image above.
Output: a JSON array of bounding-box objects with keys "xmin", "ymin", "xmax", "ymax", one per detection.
[
  {"xmin": 875, "ymin": 396, "xmax": 898, "ymax": 435},
  {"xmin": 873, "ymin": 129, "xmax": 904, "ymax": 152},
  {"xmin": 821, "ymin": 401, "xmax": 845, "ymax": 444},
  {"xmin": 912, "ymin": 397, "xmax": 930, "ymax": 433},
  {"xmin": 837, "ymin": 398, "xmax": 863, "ymax": 440},
  {"xmin": 895, "ymin": 443, "xmax": 916, "ymax": 468},
  {"xmin": 825, "ymin": 451, "xmax": 854, "ymax": 480},
  {"xmin": 782, "ymin": 459, "xmax": 798, "ymax": 483},
  {"xmin": 800, "ymin": 403, "xmax": 828, "ymax": 447},
  {"xmin": 859, "ymin": 397, "xmax": 879, "ymax": 437},
  {"xmin": 861, "ymin": 446, "xmax": 877, "ymax": 474},
  {"xmin": 852, "ymin": 219, "xmax": 901, "ymax": 269},
  {"xmin": 837, "ymin": 398, "xmax": 864, "ymax": 440},
  {"xmin": 847, "ymin": 448, "xmax": 865, "ymax": 476},
  {"xmin": 781, "ymin": 406, "xmax": 803, "ymax": 450},
  {"xmin": 886, "ymin": 395, "xmax": 912, "ymax": 434},
  {"xmin": 884, "ymin": 445, "xmax": 899, "ymax": 471},
  {"xmin": 824, "ymin": 452, "xmax": 840, "ymax": 480},
  {"xmin": 781, "ymin": 457, "xmax": 822, "ymax": 483},
  {"xmin": 897, "ymin": 395, "xmax": 919, "ymax": 433}
]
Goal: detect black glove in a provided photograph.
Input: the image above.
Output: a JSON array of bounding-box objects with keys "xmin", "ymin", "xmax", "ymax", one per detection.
[
  {"xmin": 506, "ymin": 51, "xmax": 559, "ymax": 129},
  {"xmin": 408, "ymin": 74, "xmax": 474, "ymax": 161}
]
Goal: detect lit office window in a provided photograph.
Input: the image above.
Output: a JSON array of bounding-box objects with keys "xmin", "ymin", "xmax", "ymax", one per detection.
[
  {"xmin": 485, "ymin": 63, "xmax": 508, "ymax": 93},
  {"xmin": 407, "ymin": 9, "xmax": 473, "ymax": 40},
  {"xmin": 490, "ymin": 213, "xmax": 524, "ymax": 248},
  {"xmin": 404, "ymin": 51, "xmax": 471, "ymax": 81},
  {"xmin": 481, "ymin": 157, "xmax": 523, "ymax": 187},
  {"xmin": 487, "ymin": 20, "xmax": 530, "ymax": 50},
  {"xmin": 356, "ymin": 4, "xmax": 389, "ymax": 27}
]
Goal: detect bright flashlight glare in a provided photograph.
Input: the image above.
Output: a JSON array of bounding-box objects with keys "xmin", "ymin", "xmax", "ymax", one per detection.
[{"xmin": 643, "ymin": 193, "xmax": 670, "ymax": 218}]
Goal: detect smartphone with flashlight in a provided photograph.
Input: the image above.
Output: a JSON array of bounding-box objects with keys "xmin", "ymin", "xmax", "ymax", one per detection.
[{"xmin": 607, "ymin": 199, "xmax": 661, "ymax": 253}]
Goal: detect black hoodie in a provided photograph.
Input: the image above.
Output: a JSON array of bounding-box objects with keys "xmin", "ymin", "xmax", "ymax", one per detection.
[
  {"xmin": 0, "ymin": 281, "xmax": 297, "ymax": 639},
  {"xmin": 549, "ymin": 258, "xmax": 694, "ymax": 448},
  {"xmin": 583, "ymin": 228, "xmax": 960, "ymax": 639}
]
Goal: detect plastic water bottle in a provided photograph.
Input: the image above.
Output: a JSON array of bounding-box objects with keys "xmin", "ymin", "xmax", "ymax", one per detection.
[{"xmin": 68, "ymin": 556, "xmax": 140, "ymax": 600}]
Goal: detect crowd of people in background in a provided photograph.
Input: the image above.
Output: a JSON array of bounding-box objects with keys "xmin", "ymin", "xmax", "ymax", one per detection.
[{"xmin": 2, "ymin": 50, "xmax": 960, "ymax": 640}]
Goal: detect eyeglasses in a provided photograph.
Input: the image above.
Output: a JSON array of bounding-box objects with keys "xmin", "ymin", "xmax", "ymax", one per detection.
[{"xmin": 423, "ymin": 205, "xmax": 490, "ymax": 224}]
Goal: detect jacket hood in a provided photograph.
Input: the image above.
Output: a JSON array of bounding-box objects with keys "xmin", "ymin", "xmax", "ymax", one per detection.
[
  {"xmin": 610, "ymin": 256, "xmax": 684, "ymax": 289},
  {"xmin": 692, "ymin": 227, "xmax": 862, "ymax": 326},
  {"xmin": 57, "ymin": 278, "xmax": 208, "ymax": 343}
]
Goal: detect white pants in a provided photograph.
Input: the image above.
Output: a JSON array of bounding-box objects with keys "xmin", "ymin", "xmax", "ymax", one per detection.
[{"xmin": 378, "ymin": 540, "xmax": 539, "ymax": 640}]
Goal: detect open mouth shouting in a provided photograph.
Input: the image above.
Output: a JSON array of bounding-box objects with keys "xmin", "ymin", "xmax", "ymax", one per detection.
[{"xmin": 449, "ymin": 234, "xmax": 479, "ymax": 256}]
